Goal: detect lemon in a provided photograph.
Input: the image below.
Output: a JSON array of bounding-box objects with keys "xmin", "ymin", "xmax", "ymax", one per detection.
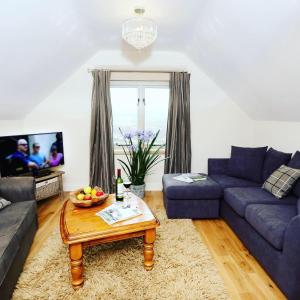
[{"xmin": 77, "ymin": 193, "xmax": 84, "ymax": 201}]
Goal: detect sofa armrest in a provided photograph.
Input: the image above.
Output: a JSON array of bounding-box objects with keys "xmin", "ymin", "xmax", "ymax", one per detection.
[
  {"xmin": 208, "ymin": 158, "xmax": 229, "ymax": 176},
  {"xmin": 0, "ymin": 177, "xmax": 36, "ymax": 202},
  {"xmin": 283, "ymin": 214, "xmax": 300, "ymax": 253},
  {"xmin": 280, "ymin": 214, "xmax": 300, "ymax": 297}
]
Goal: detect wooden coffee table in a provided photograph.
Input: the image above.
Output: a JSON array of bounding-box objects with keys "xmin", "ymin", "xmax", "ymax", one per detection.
[{"xmin": 60, "ymin": 194, "xmax": 160, "ymax": 289}]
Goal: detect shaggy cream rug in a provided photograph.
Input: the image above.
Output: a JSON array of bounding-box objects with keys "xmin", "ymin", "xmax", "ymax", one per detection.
[{"xmin": 13, "ymin": 209, "xmax": 229, "ymax": 300}]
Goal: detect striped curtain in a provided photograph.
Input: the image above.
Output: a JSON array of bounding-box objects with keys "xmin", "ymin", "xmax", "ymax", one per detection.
[
  {"xmin": 90, "ymin": 70, "xmax": 115, "ymax": 193},
  {"xmin": 164, "ymin": 72, "xmax": 191, "ymax": 174}
]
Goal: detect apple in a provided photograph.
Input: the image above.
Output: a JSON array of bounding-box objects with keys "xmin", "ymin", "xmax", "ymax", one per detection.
[
  {"xmin": 96, "ymin": 191, "xmax": 104, "ymax": 197},
  {"xmin": 91, "ymin": 189, "xmax": 97, "ymax": 196},
  {"xmin": 84, "ymin": 186, "xmax": 92, "ymax": 195},
  {"xmin": 77, "ymin": 193, "xmax": 84, "ymax": 201},
  {"xmin": 84, "ymin": 194, "xmax": 92, "ymax": 200}
]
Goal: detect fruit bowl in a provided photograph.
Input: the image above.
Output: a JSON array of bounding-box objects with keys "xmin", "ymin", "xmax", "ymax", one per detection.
[{"xmin": 70, "ymin": 186, "xmax": 109, "ymax": 208}]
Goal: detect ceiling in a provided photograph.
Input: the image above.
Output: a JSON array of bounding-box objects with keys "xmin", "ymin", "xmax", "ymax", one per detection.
[{"xmin": 1, "ymin": 0, "xmax": 300, "ymax": 120}]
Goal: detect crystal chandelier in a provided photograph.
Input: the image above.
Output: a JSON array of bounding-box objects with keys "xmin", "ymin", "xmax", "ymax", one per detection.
[{"xmin": 122, "ymin": 8, "xmax": 158, "ymax": 50}]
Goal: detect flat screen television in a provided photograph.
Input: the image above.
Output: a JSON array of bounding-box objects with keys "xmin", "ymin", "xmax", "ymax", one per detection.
[{"xmin": 0, "ymin": 132, "xmax": 64, "ymax": 177}]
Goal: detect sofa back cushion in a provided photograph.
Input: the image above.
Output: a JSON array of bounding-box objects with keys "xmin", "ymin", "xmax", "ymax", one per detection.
[
  {"xmin": 288, "ymin": 151, "xmax": 300, "ymax": 198},
  {"xmin": 262, "ymin": 148, "xmax": 292, "ymax": 181},
  {"xmin": 228, "ymin": 146, "xmax": 268, "ymax": 183}
]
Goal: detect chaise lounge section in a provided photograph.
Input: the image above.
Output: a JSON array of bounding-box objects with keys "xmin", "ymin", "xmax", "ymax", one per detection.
[{"xmin": 163, "ymin": 174, "xmax": 222, "ymax": 219}]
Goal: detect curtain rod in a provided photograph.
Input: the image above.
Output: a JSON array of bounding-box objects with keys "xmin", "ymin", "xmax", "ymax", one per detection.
[{"xmin": 87, "ymin": 68, "xmax": 188, "ymax": 74}]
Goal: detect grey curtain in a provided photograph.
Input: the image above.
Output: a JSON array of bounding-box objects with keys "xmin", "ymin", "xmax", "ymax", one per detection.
[
  {"xmin": 90, "ymin": 70, "xmax": 115, "ymax": 193},
  {"xmin": 164, "ymin": 72, "xmax": 191, "ymax": 174}
]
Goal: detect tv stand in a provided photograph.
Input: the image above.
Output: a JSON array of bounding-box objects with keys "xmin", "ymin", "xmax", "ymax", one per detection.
[
  {"xmin": 34, "ymin": 171, "xmax": 64, "ymax": 201},
  {"xmin": 34, "ymin": 169, "xmax": 52, "ymax": 178}
]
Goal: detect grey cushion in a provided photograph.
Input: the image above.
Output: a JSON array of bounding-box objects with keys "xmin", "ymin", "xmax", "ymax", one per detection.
[
  {"xmin": 0, "ymin": 198, "xmax": 11, "ymax": 211},
  {"xmin": 245, "ymin": 204, "xmax": 297, "ymax": 250},
  {"xmin": 224, "ymin": 187, "xmax": 298, "ymax": 217},
  {"xmin": 163, "ymin": 174, "xmax": 222, "ymax": 200},
  {"xmin": 262, "ymin": 165, "xmax": 300, "ymax": 199},
  {"xmin": 0, "ymin": 201, "xmax": 37, "ymax": 285},
  {"xmin": 210, "ymin": 174, "xmax": 260, "ymax": 189}
]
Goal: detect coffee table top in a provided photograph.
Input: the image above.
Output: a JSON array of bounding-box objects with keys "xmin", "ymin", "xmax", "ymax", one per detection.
[{"xmin": 60, "ymin": 194, "xmax": 159, "ymax": 244}]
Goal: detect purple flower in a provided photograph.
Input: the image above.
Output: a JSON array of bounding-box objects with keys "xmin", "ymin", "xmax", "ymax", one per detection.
[
  {"xmin": 139, "ymin": 130, "xmax": 154, "ymax": 143},
  {"xmin": 145, "ymin": 130, "xmax": 154, "ymax": 139},
  {"xmin": 123, "ymin": 129, "xmax": 155, "ymax": 143},
  {"xmin": 135, "ymin": 130, "xmax": 143, "ymax": 137},
  {"xmin": 123, "ymin": 131, "xmax": 135, "ymax": 139}
]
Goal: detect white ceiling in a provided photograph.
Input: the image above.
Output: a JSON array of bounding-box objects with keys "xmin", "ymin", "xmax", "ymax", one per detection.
[{"xmin": 1, "ymin": 0, "xmax": 300, "ymax": 120}]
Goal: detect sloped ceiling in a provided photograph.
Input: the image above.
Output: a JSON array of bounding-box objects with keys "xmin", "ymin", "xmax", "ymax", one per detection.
[
  {"xmin": 187, "ymin": 0, "xmax": 300, "ymax": 121},
  {"xmin": 1, "ymin": 0, "xmax": 300, "ymax": 121}
]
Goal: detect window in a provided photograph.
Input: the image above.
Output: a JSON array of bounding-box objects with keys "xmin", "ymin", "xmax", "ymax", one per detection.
[{"xmin": 111, "ymin": 81, "xmax": 169, "ymax": 147}]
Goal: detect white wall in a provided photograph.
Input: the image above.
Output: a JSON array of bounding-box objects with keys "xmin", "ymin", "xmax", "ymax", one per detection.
[
  {"xmin": 0, "ymin": 121, "xmax": 24, "ymax": 136},
  {"xmin": 253, "ymin": 121, "xmax": 300, "ymax": 153},
  {"xmin": 2, "ymin": 50, "xmax": 254, "ymax": 191}
]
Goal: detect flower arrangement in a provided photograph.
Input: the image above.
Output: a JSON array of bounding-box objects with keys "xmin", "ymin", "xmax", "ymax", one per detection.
[{"xmin": 118, "ymin": 129, "xmax": 165, "ymax": 186}]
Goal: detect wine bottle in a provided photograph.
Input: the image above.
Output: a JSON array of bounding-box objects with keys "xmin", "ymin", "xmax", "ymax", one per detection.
[{"xmin": 116, "ymin": 169, "xmax": 124, "ymax": 201}]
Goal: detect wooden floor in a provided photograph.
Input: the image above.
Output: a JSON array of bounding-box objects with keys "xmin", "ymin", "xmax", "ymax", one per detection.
[{"xmin": 28, "ymin": 191, "xmax": 286, "ymax": 300}]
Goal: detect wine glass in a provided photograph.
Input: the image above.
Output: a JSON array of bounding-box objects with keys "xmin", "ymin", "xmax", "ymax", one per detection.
[{"xmin": 123, "ymin": 181, "xmax": 132, "ymax": 207}]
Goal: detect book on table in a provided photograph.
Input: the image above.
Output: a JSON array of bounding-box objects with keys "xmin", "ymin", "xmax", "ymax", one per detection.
[
  {"xmin": 96, "ymin": 202, "xmax": 142, "ymax": 225},
  {"xmin": 173, "ymin": 173, "xmax": 207, "ymax": 183}
]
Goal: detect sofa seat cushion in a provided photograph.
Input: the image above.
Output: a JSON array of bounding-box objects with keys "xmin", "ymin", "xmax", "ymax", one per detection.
[
  {"xmin": 210, "ymin": 174, "xmax": 260, "ymax": 189},
  {"xmin": 0, "ymin": 201, "xmax": 37, "ymax": 283},
  {"xmin": 245, "ymin": 204, "xmax": 297, "ymax": 250},
  {"xmin": 224, "ymin": 187, "xmax": 298, "ymax": 217},
  {"xmin": 163, "ymin": 174, "xmax": 222, "ymax": 200}
]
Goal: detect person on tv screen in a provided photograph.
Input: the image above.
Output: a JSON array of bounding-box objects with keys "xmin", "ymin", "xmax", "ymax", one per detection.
[
  {"xmin": 7, "ymin": 139, "xmax": 38, "ymax": 172},
  {"xmin": 51, "ymin": 132, "xmax": 64, "ymax": 164},
  {"xmin": 49, "ymin": 145, "xmax": 63, "ymax": 167},
  {"xmin": 28, "ymin": 143, "xmax": 49, "ymax": 168}
]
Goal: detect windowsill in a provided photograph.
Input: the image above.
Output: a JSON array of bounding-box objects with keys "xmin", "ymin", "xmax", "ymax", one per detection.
[{"xmin": 114, "ymin": 148, "xmax": 165, "ymax": 155}]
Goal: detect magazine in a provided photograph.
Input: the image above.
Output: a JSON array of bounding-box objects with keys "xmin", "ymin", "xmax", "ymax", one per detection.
[
  {"xmin": 173, "ymin": 173, "xmax": 207, "ymax": 183},
  {"xmin": 96, "ymin": 202, "xmax": 142, "ymax": 225}
]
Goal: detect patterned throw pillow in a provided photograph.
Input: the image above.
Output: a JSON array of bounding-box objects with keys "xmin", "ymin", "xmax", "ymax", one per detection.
[
  {"xmin": 0, "ymin": 197, "xmax": 11, "ymax": 210},
  {"xmin": 263, "ymin": 165, "xmax": 300, "ymax": 199}
]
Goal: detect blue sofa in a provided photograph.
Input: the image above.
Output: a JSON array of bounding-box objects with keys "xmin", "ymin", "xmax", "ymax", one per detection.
[
  {"xmin": 208, "ymin": 150, "xmax": 300, "ymax": 300},
  {"xmin": 163, "ymin": 148, "xmax": 300, "ymax": 299}
]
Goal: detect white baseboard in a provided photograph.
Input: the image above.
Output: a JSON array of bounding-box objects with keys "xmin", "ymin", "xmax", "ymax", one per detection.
[
  {"xmin": 63, "ymin": 184, "xmax": 83, "ymax": 192},
  {"xmin": 145, "ymin": 182, "xmax": 163, "ymax": 191}
]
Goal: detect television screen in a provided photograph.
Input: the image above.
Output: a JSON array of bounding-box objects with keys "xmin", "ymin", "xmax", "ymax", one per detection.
[{"xmin": 0, "ymin": 132, "xmax": 64, "ymax": 177}]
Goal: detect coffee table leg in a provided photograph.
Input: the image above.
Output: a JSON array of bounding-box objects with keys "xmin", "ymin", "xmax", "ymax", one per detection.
[
  {"xmin": 144, "ymin": 228, "xmax": 156, "ymax": 271},
  {"xmin": 69, "ymin": 243, "xmax": 84, "ymax": 289}
]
